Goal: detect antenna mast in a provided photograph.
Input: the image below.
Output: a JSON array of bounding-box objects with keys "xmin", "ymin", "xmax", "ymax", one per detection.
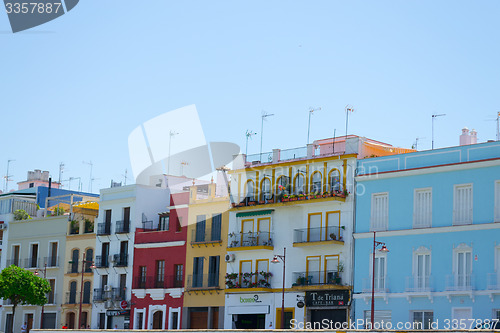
[
  {"xmin": 245, "ymin": 130, "xmax": 257, "ymax": 156},
  {"xmin": 431, "ymin": 114, "xmax": 446, "ymax": 149},
  {"xmin": 4, "ymin": 159, "xmax": 15, "ymax": 193},
  {"xmin": 58, "ymin": 162, "xmax": 65, "ymax": 186},
  {"xmin": 307, "ymin": 107, "xmax": 321, "ymax": 145},
  {"xmin": 260, "ymin": 111, "xmax": 274, "ymax": 161},
  {"xmin": 83, "ymin": 161, "xmax": 93, "ymax": 192},
  {"xmin": 345, "ymin": 105, "xmax": 354, "ymax": 138}
]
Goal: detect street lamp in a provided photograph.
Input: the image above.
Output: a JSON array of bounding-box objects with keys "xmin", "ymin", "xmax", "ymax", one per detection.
[
  {"xmin": 371, "ymin": 231, "xmax": 389, "ymax": 328},
  {"xmin": 34, "ymin": 262, "xmax": 47, "ymax": 329},
  {"xmin": 76, "ymin": 253, "xmax": 95, "ymax": 329},
  {"xmin": 271, "ymin": 247, "xmax": 286, "ymax": 329}
]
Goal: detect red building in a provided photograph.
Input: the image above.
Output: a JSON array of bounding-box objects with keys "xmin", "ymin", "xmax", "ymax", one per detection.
[{"xmin": 130, "ymin": 192, "xmax": 189, "ymax": 329}]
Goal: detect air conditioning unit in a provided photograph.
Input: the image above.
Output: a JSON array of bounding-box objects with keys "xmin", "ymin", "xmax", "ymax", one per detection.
[
  {"xmin": 0, "ymin": 224, "xmax": 6, "ymax": 230},
  {"xmin": 225, "ymin": 253, "xmax": 235, "ymax": 262},
  {"xmin": 104, "ymin": 285, "xmax": 112, "ymax": 292}
]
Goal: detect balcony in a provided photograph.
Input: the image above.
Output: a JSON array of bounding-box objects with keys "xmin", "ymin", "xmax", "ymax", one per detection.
[
  {"xmin": 362, "ymin": 277, "xmax": 390, "ymax": 293},
  {"xmin": 445, "ymin": 274, "xmax": 475, "ymax": 291},
  {"xmin": 69, "ymin": 222, "xmax": 79, "ymax": 235},
  {"xmin": 44, "ymin": 256, "xmax": 59, "ymax": 268},
  {"xmin": 97, "ymin": 222, "xmax": 111, "ymax": 235},
  {"xmin": 191, "ymin": 228, "xmax": 222, "ymax": 245},
  {"xmin": 95, "ymin": 255, "xmax": 109, "ymax": 268},
  {"xmin": 487, "ymin": 273, "xmax": 500, "ymax": 290},
  {"xmin": 291, "ymin": 270, "xmax": 343, "ymax": 288},
  {"xmin": 115, "ymin": 220, "xmax": 130, "ymax": 234},
  {"xmin": 227, "ymin": 231, "xmax": 273, "ymax": 250},
  {"xmin": 65, "ymin": 292, "xmax": 92, "ymax": 304},
  {"xmin": 232, "ymin": 191, "xmax": 347, "ymax": 209},
  {"xmin": 186, "ymin": 274, "xmax": 220, "ymax": 290},
  {"xmin": 93, "ymin": 288, "xmax": 106, "ymax": 302},
  {"xmin": 405, "ymin": 275, "xmax": 434, "ymax": 293},
  {"xmin": 112, "ymin": 254, "xmax": 128, "ymax": 267},
  {"xmin": 134, "ymin": 275, "xmax": 183, "ymax": 289},
  {"xmin": 225, "ymin": 271, "xmax": 272, "ymax": 291},
  {"xmin": 24, "ymin": 257, "xmax": 41, "ymax": 269},
  {"xmin": 112, "ymin": 287, "xmax": 126, "ymax": 301},
  {"xmin": 6, "ymin": 259, "xmax": 20, "ymax": 267},
  {"xmin": 46, "ymin": 292, "xmax": 56, "ymax": 305},
  {"xmin": 293, "ymin": 226, "xmax": 344, "ymax": 246},
  {"xmin": 67, "ymin": 264, "xmax": 80, "ymax": 274}
]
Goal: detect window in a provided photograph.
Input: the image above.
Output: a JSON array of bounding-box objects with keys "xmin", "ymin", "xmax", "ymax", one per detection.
[
  {"xmin": 414, "ymin": 188, "xmax": 432, "ymax": 228},
  {"xmin": 276, "ymin": 176, "xmax": 290, "ymax": 196},
  {"xmin": 454, "ymin": 184, "xmax": 473, "ymax": 225},
  {"xmin": 329, "ymin": 169, "xmax": 341, "ymax": 193},
  {"xmin": 83, "ymin": 281, "xmax": 91, "ymax": 303},
  {"xmin": 105, "ymin": 209, "xmax": 111, "ymax": 225},
  {"xmin": 71, "ymin": 249, "xmax": 79, "ymax": 273},
  {"xmin": 85, "ymin": 248, "xmax": 93, "ymax": 272},
  {"xmin": 307, "ymin": 213, "xmax": 324, "ymax": 242},
  {"xmin": 155, "ymin": 260, "xmax": 165, "ymax": 287},
  {"xmin": 195, "ymin": 215, "xmax": 206, "ymax": 242},
  {"xmin": 371, "ymin": 193, "xmax": 388, "ymax": 231},
  {"xmin": 306, "ymin": 256, "xmax": 321, "ymax": 284},
  {"xmin": 12, "ymin": 245, "xmax": 20, "ymax": 266},
  {"xmin": 69, "ymin": 281, "xmax": 77, "ymax": 304},
  {"xmin": 310, "ymin": 172, "xmax": 322, "ymax": 194},
  {"xmin": 174, "ymin": 264, "xmax": 183, "ymax": 287},
  {"xmin": 208, "ymin": 256, "xmax": 220, "ymax": 287},
  {"xmin": 211, "ymin": 214, "xmax": 222, "ymax": 241},
  {"xmin": 245, "ymin": 180, "xmax": 255, "ymax": 201},
  {"xmin": 29, "ymin": 182, "xmax": 34, "ymax": 188},
  {"xmin": 256, "ymin": 259, "xmax": 269, "ymax": 285},
  {"xmin": 257, "ymin": 217, "xmax": 271, "ymax": 245},
  {"xmin": 5, "ymin": 313, "xmax": 13, "ymax": 333},
  {"xmin": 30, "ymin": 243, "xmax": 39, "ymax": 268},
  {"xmin": 48, "ymin": 242, "xmax": 58, "ymax": 267},
  {"xmin": 138, "ymin": 266, "xmax": 147, "ymax": 288},
  {"xmin": 325, "ymin": 255, "xmax": 340, "ymax": 284},
  {"xmin": 294, "ymin": 174, "xmax": 305, "ymax": 195},
  {"xmin": 412, "ymin": 311, "xmax": 433, "ymax": 330},
  {"xmin": 176, "ymin": 216, "xmax": 182, "ymax": 232},
  {"xmin": 372, "ymin": 255, "xmax": 386, "ymax": 291},
  {"xmin": 159, "ymin": 215, "xmax": 169, "ymax": 231},
  {"xmin": 495, "ymin": 181, "xmax": 500, "ymax": 222},
  {"xmin": 414, "ymin": 248, "xmax": 431, "ymax": 291},
  {"xmin": 47, "ymin": 279, "xmax": 55, "ymax": 304},
  {"xmin": 192, "ymin": 257, "xmax": 204, "ymax": 288},
  {"xmin": 240, "ymin": 260, "xmax": 252, "ymax": 287},
  {"xmin": 261, "ymin": 178, "xmax": 271, "ymax": 200},
  {"xmin": 455, "ymin": 248, "xmax": 472, "ymax": 288},
  {"xmin": 101, "ymin": 242, "xmax": 109, "ymax": 267},
  {"xmin": 276, "ymin": 308, "xmax": 294, "ymax": 329},
  {"xmin": 101, "ymin": 274, "xmax": 108, "ymax": 289}
]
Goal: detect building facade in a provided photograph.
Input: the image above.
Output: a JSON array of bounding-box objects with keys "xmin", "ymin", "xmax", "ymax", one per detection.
[
  {"xmin": 130, "ymin": 191, "xmax": 187, "ymax": 330},
  {"xmin": 353, "ymin": 139, "xmax": 500, "ymax": 329},
  {"xmin": 91, "ymin": 184, "xmax": 169, "ymax": 329},
  {"xmin": 182, "ymin": 178, "xmax": 229, "ymax": 329}
]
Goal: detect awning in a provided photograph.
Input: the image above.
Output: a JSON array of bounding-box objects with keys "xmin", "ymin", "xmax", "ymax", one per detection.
[{"xmin": 236, "ymin": 209, "xmax": 274, "ymax": 218}]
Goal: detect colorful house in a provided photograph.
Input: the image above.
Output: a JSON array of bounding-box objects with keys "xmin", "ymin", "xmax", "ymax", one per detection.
[{"xmin": 353, "ymin": 137, "xmax": 500, "ymax": 328}]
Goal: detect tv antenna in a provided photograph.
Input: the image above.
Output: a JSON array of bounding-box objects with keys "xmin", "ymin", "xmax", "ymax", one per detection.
[
  {"xmin": 431, "ymin": 114, "xmax": 446, "ymax": 149},
  {"xmin": 3, "ymin": 159, "xmax": 15, "ymax": 193},
  {"xmin": 82, "ymin": 161, "xmax": 93, "ymax": 192},
  {"xmin": 412, "ymin": 137, "xmax": 426, "ymax": 150},
  {"xmin": 122, "ymin": 169, "xmax": 129, "ymax": 186},
  {"xmin": 68, "ymin": 177, "xmax": 82, "ymax": 191},
  {"xmin": 180, "ymin": 161, "xmax": 189, "ymax": 176},
  {"xmin": 307, "ymin": 107, "xmax": 321, "ymax": 145},
  {"xmin": 58, "ymin": 162, "xmax": 65, "ymax": 185},
  {"xmin": 168, "ymin": 130, "xmax": 179, "ymax": 175},
  {"xmin": 345, "ymin": 105, "xmax": 355, "ymax": 138},
  {"xmin": 245, "ymin": 130, "xmax": 257, "ymax": 156},
  {"xmin": 260, "ymin": 111, "xmax": 274, "ymax": 161}
]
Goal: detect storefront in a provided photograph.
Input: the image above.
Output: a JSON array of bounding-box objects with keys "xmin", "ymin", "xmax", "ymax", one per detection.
[
  {"xmin": 224, "ymin": 293, "xmax": 274, "ymax": 329},
  {"xmin": 305, "ymin": 290, "xmax": 350, "ymax": 328}
]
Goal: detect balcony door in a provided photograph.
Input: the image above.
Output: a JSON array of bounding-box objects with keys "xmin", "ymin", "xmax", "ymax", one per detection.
[
  {"xmin": 192, "ymin": 257, "xmax": 203, "ymax": 288},
  {"xmin": 416, "ymin": 253, "xmax": 430, "ymax": 290},
  {"xmin": 306, "ymin": 257, "xmax": 320, "ymax": 285},
  {"xmin": 257, "ymin": 218, "xmax": 270, "ymax": 245},
  {"xmin": 307, "ymin": 213, "xmax": 322, "ymax": 242},
  {"xmin": 373, "ymin": 256, "xmax": 386, "ymax": 290},
  {"xmin": 456, "ymin": 251, "xmax": 472, "ymax": 288},
  {"xmin": 241, "ymin": 219, "xmax": 254, "ymax": 246}
]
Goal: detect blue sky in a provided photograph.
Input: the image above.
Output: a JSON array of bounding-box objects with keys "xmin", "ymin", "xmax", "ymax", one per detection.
[{"xmin": 1, "ymin": 1, "xmax": 499, "ymax": 193}]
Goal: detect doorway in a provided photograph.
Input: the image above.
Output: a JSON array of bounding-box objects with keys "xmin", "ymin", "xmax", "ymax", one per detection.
[
  {"xmin": 152, "ymin": 311, "xmax": 163, "ymax": 329},
  {"xmin": 25, "ymin": 313, "xmax": 33, "ymax": 333}
]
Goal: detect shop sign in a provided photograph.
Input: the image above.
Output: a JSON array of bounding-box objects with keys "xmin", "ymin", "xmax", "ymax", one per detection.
[
  {"xmin": 239, "ymin": 295, "xmax": 262, "ymax": 303},
  {"xmin": 106, "ymin": 309, "xmax": 131, "ymax": 316},
  {"xmin": 305, "ymin": 290, "xmax": 349, "ymax": 307}
]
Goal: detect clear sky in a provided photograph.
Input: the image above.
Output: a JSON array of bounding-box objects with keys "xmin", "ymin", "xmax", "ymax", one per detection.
[{"xmin": 1, "ymin": 0, "xmax": 499, "ymax": 193}]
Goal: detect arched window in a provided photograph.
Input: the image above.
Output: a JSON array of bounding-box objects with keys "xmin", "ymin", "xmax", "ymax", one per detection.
[
  {"xmin": 260, "ymin": 178, "xmax": 271, "ymax": 200},
  {"xmin": 83, "ymin": 281, "xmax": 91, "ymax": 304},
  {"xmin": 244, "ymin": 180, "xmax": 255, "ymax": 201},
  {"xmin": 69, "ymin": 281, "xmax": 77, "ymax": 304},
  {"xmin": 310, "ymin": 172, "xmax": 322, "ymax": 194},
  {"xmin": 71, "ymin": 249, "xmax": 79, "ymax": 274},
  {"xmin": 329, "ymin": 169, "xmax": 341, "ymax": 193},
  {"xmin": 276, "ymin": 176, "xmax": 290, "ymax": 196},
  {"xmin": 294, "ymin": 174, "xmax": 305, "ymax": 195},
  {"xmin": 85, "ymin": 248, "xmax": 93, "ymax": 273}
]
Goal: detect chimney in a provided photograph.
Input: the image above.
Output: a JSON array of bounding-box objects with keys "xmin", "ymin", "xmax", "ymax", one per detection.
[
  {"xmin": 470, "ymin": 129, "xmax": 477, "ymax": 144},
  {"xmin": 459, "ymin": 127, "xmax": 471, "ymax": 146}
]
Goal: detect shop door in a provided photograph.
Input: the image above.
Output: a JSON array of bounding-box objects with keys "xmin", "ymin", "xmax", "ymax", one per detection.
[
  {"xmin": 211, "ymin": 308, "xmax": 219, "ymax": 329},
  {"xmin": 152, "ymin": 311, "xmax": 163, "ymax": 329},
  {"xmin": 190, "ymin": 310, "xmax": 208, "ymax": 329},
  {"xmin": 26, "ymin": 314, "xmax": 33, "ymax": 333},
  {"xmin": 233, "ymin": 314, "xmax": 265, "ymax": 329},
  {"xmin": 42, "ymin": 313, "xmax": 56, "ymax": 329},
  {"xmin": 311, "ymin": 309, "xmax": 346, "ymax": 327}
]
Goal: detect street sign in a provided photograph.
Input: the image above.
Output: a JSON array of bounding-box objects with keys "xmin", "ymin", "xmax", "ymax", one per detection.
[{"xmin": 120, "ymin": 300, "xmax": 128, "ymax": 309}]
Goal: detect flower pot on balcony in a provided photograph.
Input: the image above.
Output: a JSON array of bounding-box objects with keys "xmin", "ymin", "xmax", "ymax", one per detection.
[
  {"xmin": 259, "ymin": 200, "xmax": 266, "ymax": 204},
  {"xmin": 248, "ymin": 201, "xmax": 256, "ymax": 206}
]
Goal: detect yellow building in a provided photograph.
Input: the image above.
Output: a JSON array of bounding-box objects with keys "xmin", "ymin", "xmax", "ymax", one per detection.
[
  {"xmin": 182, "ymin": 178, "xmax": 230, "ymax": 329},
  {"xmin": 61, "ymin": 201, "xmax": 98, "ymax": 329}
]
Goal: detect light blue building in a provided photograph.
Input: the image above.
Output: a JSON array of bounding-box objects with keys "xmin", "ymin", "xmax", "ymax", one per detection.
[{"xmin": 353, "ymin": 139, "xmax": 500, "ymax": 330}]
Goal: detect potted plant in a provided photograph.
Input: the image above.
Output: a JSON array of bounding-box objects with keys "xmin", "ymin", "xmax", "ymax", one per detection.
[
  {"xmin": 69, "ymin": 220, "xmax": 79, "ymax": 234},
  {"xmin": 298, "ymin": 194, "xmax": 306, "ymax": 201},
  {"xmin": 329, "ymin": 232, "xmax": 337, "ymax": 241}
]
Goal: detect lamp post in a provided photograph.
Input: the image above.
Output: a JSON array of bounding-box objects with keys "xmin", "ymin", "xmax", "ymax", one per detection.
[
  {"xmin": 370, "ymin": 231, "xmax": 389, "ymax": 328},
  {"xmin": 34, "ymin": 262, "xmax": 47, "ymax": 329},
  {"xmin": 271, "ymin": 247, "xmax": 286, "ymax": 329},
  {"xmin": 77, "ymin": 253, "xmax": 95, "ymax": 329}
]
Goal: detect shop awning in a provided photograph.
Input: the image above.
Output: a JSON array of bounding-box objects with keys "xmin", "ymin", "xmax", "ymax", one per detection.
[{"xmin": 236, "ymin": 209, "xmax": 274, "ymax": 218}]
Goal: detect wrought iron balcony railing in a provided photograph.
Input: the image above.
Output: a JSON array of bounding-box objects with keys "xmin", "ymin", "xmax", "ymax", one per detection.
[
  {"xmin": 186, "ymin": 274, "xmax": 220, "ymax": 290},
  {"xmin": 115, "ymin": 220, "xmax": 130, "ymax": 234},
  {"xmin": 111, "ymin": 287, "xmax": 126, "ymax": 301},
  {"xmin": 362, "ymin": 277, "xmax": 390, "ymax": 293},
  {"xmin": 487, "ymin": 273, "xmax": 500, "ymax": 290},
  {"xmin": 44, "ymin": 256, "xmax": 59, "ymax": 268},
  {"xmin": 227, "ymin": 231, "xmax": 273, "ymax": 248},
  {"xmin": 93, "ymin": 288, "xmax": 106, "ymax": 302},
  {"xmin": 445, "ymin": 274, "xmax": 475, "ymax": 291},
  {"xmin": 112, "ymin": 254, "xmax": 128, "ymax": 267},
  {"xmin": 191, "ymin": 228, "xmax": 222, "ymax": 244},
  {"xmin": 95, "ymin": 255, "xmax": 109, "ymax": 268},
  {"xmin": 293, "ymin": 226, "xmax": 344, "ymax": 243},
  {"xmin": 134, "ymin": 275, "xmax": 183, "ymax": 289},
  {"xmin": 97, "ymin": 222, "xmax": 111, "ymax": 235},
  {"xmin": 405, "ymin": 275, "xmax": 434, "ymax": 292},
  {"xmin": 291, "ymin": 270, "xmax": 341, "ymax": 287}
]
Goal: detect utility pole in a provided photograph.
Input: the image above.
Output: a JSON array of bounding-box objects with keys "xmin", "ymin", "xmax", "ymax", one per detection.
[
  {"xmin": 307, "ymin": 107, "xmax": 321, "ymax": 145},
  {"xmin": 260, "ymin": 112, "xmax": 274, "ymax": 161},
  {"xmin": 4, "ymin": 159, "xmax": 15, "ymax": 193},
  {"xmin": 245, "ymin": 130, "xmax": 257, "ymax": 156},
  {"xmin": 431, "ymin": 114, "xmax": 446, "ymax": 149}
]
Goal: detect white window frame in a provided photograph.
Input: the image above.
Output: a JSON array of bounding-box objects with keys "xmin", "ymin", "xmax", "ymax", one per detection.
[
  {"xmin": 453, "ymin": 244, "xmax": 473, "ymax": 289},
  {"xmin": 371, "ymin": 192, "xmax": 389, "ymax": 231},
  {"xmin": 495, "ymin": 181, "xmax": 500, "ymax": 222},
  {"xmin": 411, "ymin": 310, "xmax": 434, "ymax": 330},
  {"xmin": 412, "ymin": 246, "xmax": 431, "ymax": 291},
  {"xmin": 47, "ymin": 240, "xmax": 59, "ymax": 267},
  {"xmin": 453, "ymin": 183, "xmax": 473, "ymax": 225},
  {"xmin": 413, "ymin": 188, "xmax": 432, "ymax": 228},
  {"xmin": 168, "ymin": 307, "xmax": 181, "ymax": 329},
  {"xmin": 28, "ymin": 241, "xmax": 40, "ymax": 269},
  {"xmin": 369, "ymin": 252, "xmax": 388, "ymax": 291},
  {"xmin": 134, "ymin": 308, "xmax": 146, "ymax": 329}
]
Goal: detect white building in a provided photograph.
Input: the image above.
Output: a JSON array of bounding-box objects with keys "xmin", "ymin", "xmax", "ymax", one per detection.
[{"xmin": 91, "ymin": 184, "xmax": 170, "ymax": 329}]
